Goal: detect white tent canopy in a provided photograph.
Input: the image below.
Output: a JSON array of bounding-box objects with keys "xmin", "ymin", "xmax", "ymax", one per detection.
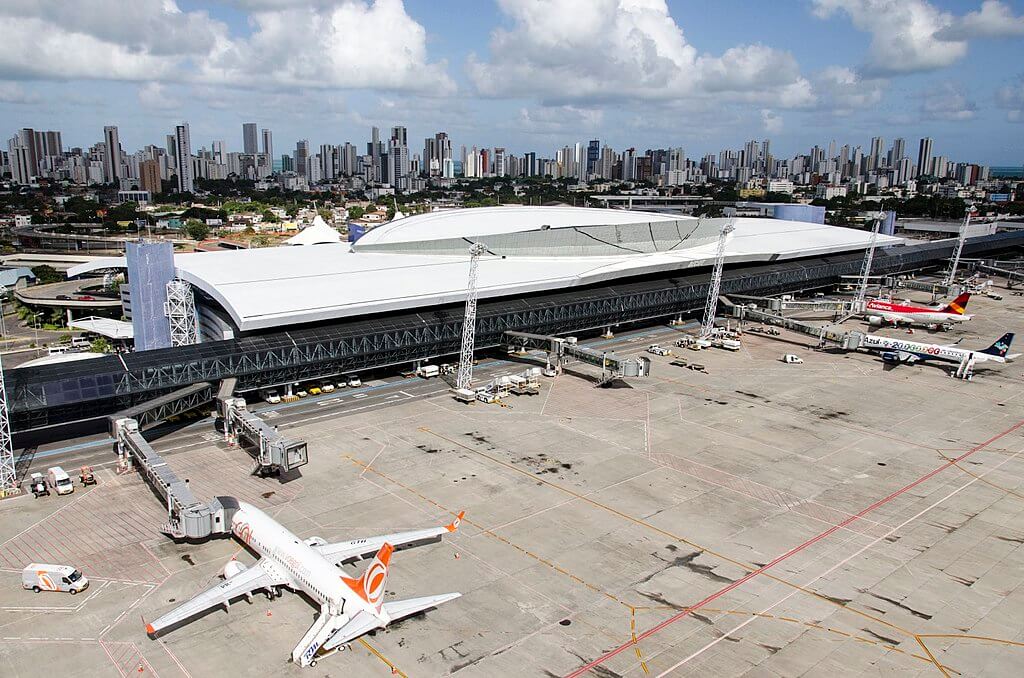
[
  {"xmin": 69, "ymin": 316, "xmax": 134, "ymax": 339},
  {"xmin": 284, "ymin": 215, "xmax": 342, "ymax": 246}
]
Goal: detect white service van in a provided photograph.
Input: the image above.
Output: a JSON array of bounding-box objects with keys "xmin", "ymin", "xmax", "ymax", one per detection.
[
  {"xmin": 47, "ymin": 467, "xmax": 74, "ymax": 495},
  {"xmin": 22, "ymin": 564, "xmax": 89, "ymax": 594}
]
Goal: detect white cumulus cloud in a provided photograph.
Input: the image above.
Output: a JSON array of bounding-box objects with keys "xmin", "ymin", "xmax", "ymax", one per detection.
[
  {"xmin": 761, "ymin": 109, "xmax": 783, "ymax": 134},
  {"xmin": 198, "ymin": 0, "xmax": 454, "ymax": 94},
  {"xmin": 468, "ymin": 0, "xmax": 814, "ymax": 109},
  {"xmin": 919, "ymin": 82, "xmax": 977, "ymax": 121},
  {"xmin": 996, "ymin": 74, "xmax": 1024, "ymax": 122},
  {"xmin": 0, "ymin": 0, "xmax": 453, "ymax": 95},
  {"xmin": 812, "ymin": 0, "xmax": 967, "ymax": 75},
  {"xmin": 936, "ymin": 0, "xmax": 1024, "ymax": 39}
]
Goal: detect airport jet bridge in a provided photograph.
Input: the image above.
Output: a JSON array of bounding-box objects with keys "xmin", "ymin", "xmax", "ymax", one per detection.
[
  {"xmin": 217, "ymin": 395, "xmax": 307, "ymax": 476},
  {"xmin": 111, "ymin": 417, "xmax": 237, "ymax": 540},
  {"xmin": 503, "ymin": 331, "xmax": 651, "ymax": 385}
]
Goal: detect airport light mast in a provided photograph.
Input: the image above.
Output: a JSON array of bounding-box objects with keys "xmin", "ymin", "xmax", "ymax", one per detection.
[
  {"xmin": 853, "ymin": 212, "xmax": 884, "ymax": 309},
  {"xmin": 0, "ymin": 351, "xmax": 16, "ymax": 496},
  {"xmin": 456, "ymin": 243, "xmax": 487, "ymax": 391},
  {"xmin": 945, "ymin": 204, "xmax": 975, "ymax": 287},
  {"xmin": 700, "ymin": 220, "xmax": 735, "ymax": 340}
]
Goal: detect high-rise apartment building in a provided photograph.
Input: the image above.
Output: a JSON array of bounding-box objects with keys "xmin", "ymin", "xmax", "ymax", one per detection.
[
  {"xmin": 261, "ymin": 128, "xmax": 273, "ymax": 168},
  {"xmin": 103, "ymin": 125, "xmax": 121, "ymax": 183},
  {"xmin": 242, "ymin": 123, "xmax": 258, "ymax": 155},
  {"xmin": 140, "ymin": 158, "xmax": 162, "ymax": 194},
  {"xmin": 295, "ymin": 140, "xmax": 309, "ymax": 177},
  {"xmin": 916, "ymin": 137, "xmax": 933, "ymax": 178},
  {"xmin": 174, "ymin": 122, "xmax": 193, "ymax": 193}
]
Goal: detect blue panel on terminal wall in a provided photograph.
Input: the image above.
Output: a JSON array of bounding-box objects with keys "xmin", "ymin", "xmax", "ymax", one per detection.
[
  {"xmin": 126, "ymin": 240, "xmax": 175, "ymax": 351},
  {"xmin": 348, "ymin": 224, "xmax": 365, "ymax": 242},
  {"xmin": 881, "ymin": 210, "xmax": 897, "ymax": 236},
  {"xmin": 772, "ymin": 204, "xmax": 825, "ymax": 224}
]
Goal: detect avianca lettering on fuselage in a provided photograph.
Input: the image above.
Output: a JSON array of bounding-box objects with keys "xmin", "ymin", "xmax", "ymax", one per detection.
[
  {"xmin": 863, "ymin": 293, "xmax": 972, "ymax": 327},
  {"xmin": 860, "ymin": 332, "xmax": 1017, "ymax": 365}
]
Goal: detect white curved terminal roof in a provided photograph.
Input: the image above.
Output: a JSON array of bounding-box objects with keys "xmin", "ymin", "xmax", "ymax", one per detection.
[
  {"xmin": 68, "ymin": 207, "xmax": 901, "ymax": 333},
  {"xmin": 356, "ymin": 205, "xmax": 685, "ymax": 246}
]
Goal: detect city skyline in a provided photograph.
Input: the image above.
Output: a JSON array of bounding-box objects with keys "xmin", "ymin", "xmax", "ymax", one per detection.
[{"xmin": 0, "ymin": 1, "xmax": 1023, "ymax": 164}]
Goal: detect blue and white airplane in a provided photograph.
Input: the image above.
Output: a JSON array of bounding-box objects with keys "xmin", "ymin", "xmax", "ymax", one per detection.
[{"xmin": 858, "ymin": 331, "xmax": 1017, "ymax": 366}]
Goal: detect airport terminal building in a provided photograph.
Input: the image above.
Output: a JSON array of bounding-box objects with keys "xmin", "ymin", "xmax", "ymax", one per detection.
[{"xmin": 8, "ymin": 206, "xmax": 1024, "ymax": 435}]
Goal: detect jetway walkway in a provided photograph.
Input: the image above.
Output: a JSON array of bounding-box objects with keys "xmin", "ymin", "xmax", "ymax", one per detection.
[
  {"xmin": 722, "ymin": 298, "xmax": 852, "ymax": 346},
  {"xmin": 968, "ymin": 262, "xmax": 1024, "ymax": 288},
  {"xmin": 217, "ymin": 384, "xmax": 308, "ymax": 476},
  {"xmin": 111, "ymin": 417, "xmax": 238, "ymax": 540},
  {"xmin": 503, "ymin": 331, "xmax": 651, "ymax": 386},
  {"xmin": 109, "ymin": 382, "xmax": 213, "ymax": 430}
]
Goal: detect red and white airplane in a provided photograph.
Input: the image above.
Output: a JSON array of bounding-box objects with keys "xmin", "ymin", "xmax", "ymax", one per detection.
[
  {"xmin": 145, "ymin": 500, "xmax": 464, "ymax": 668},
  {"xmin": 861, "ymin": 293, "xmax": 972, "ymax": 329}
]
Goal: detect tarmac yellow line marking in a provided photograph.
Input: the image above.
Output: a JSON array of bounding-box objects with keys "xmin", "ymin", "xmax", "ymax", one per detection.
[
  {"xmin": 420, "ymin": 427, "xmax": 986, "ymax": 678},
  {"xmin": 358, "ymin": 637, "xmax": 407, "ymax": 677},
  {"xmin": 630, "ymin": 608, "xmax": 649, "ymax": 674},
  {"xmin": 419, "ymin": 428, "xmax": 914, "ymax": 636},
  {"xmin": 344, "ymin": 454, "xmax": 629, "ymax": 610},
  {"xmin": 345, "ymin": 452, "xmax": 950, "ymax": 674}
]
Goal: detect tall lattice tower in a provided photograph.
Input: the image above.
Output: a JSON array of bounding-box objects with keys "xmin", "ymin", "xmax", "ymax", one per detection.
[
  {"xmin": 945, "ymin": 205, "xmax": 975, "ymax": 287},
  {"xmin": 165, "ymin": 279, "xmax": 200, "ymax": 346},
  {"xmin": 456, "ymin": 243, "xmax": 487, "ymax": 391},
  {"xmin": 699, "ymin": 221, "xmax": 735, "ymax": 339},
  {"xmin": 0, "ymin": 352, "xmax": 16, "ymax": 495},
  {"xmin": 853, "ymin": 212, "xmax": 884, "ymax": 308}
]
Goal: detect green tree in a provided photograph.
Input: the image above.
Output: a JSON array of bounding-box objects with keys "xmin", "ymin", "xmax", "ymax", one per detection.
[
  {"xmin": 31, "ymin": 265, "xmax": 63, "ymax": 285},
  {"xmin": 183, "ymin": 219, "xmax": 211, "ymax": 241},
  {"xmin": 90, "ymin": 337, "xmax": 111, "ymax": 354},
  {"xmin": 347, "ymin": 206, "xmax": 365, "ymax": 220}
]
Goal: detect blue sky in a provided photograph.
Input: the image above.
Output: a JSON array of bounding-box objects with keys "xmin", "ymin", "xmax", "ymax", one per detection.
[{"xmin": 1, "ymin": 0, "xmax": 1023, "ymax": 165}]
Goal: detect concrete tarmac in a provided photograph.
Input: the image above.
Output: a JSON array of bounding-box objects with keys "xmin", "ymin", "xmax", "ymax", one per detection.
[{"xmin": 2, "ymin": 284, "xmax": 1024, "ymax": 677}]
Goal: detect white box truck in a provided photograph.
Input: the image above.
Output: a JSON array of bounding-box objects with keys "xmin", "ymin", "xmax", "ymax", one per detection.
[
  {"xmin": 417, "ymin": 365, "xmax": 440, "ymax": 378},
  {"xmin": 23, "ymin": 564, "xmax": 89, "ymax": 594},
  {"xmin": 47, "ymin": 467, "xmax": 74, "ymax": 495}
]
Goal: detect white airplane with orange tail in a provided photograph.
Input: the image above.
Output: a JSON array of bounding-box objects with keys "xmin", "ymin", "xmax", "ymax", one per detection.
[{"xmin": 144, "ymin": 500, "xmax": 463, "ymax": 667}]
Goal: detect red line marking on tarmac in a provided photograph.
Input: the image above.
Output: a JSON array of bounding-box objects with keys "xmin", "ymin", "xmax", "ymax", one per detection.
[{"xmin": 564, "ymin": 419, "xmax": 1024, "ymax": 678}]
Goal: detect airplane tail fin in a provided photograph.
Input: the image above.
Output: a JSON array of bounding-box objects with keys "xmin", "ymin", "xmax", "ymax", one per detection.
[
  {"xmin": 445, "ymin": 510, "xmax": 465, "ymax": 533},
  {"xmin": 941, "ymin": 293, "xmax": 971, "ymax": 315},
  {"xmin": 980, "ymin": 333, "xmax": 1014, "ymax": 357},
  {"xmin": 341, "ymin": 542, "xmax": 393, "ymax": 615}
]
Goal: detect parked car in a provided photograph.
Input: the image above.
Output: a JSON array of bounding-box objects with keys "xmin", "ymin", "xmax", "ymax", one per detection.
[
  {"xmin": 307, "ymin": 385, "xmax": 322, "ymax": 396},
  {"xmin": 781, "ymin": 354, "xmax": 804, "ymax": 364},
  {"xmin": 347, "ymin": 375, "xmax": 362, "ymax": 387},
  {"xmin": 264, "ymin": 390, "xmax": 281, "ymax": 404},
  {"xmin": 647, "ymin": 345, "xmax": 671, "ymax": 356},
  {"xmin": 320, "ymin": 382, "xmax": 335, "ymax": 393}
]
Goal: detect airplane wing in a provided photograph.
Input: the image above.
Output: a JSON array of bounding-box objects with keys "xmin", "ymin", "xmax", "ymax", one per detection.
[
  {"xmin": 314, "ymin": 512, "xmax": 463, "ymax": 566},
  {"xmin": 146, "ymin": 560, "xmax": 291, "ymax": 637},
  {"xmin": 320, "ymin": 593, "xmax": 462, "ymax": 653}
]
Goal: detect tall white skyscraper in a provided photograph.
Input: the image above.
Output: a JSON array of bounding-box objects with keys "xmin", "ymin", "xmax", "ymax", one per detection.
[
  {"xmin": 242, "ymin": 123, "xmax": 258, "ymax": 155},
  {"xmin": 174, "ymin": 123, "xmax": 193, "ymax": 193},
  {"xmin": 103, "ymin": 125, "xmax": 121, "ymax": 183}
]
